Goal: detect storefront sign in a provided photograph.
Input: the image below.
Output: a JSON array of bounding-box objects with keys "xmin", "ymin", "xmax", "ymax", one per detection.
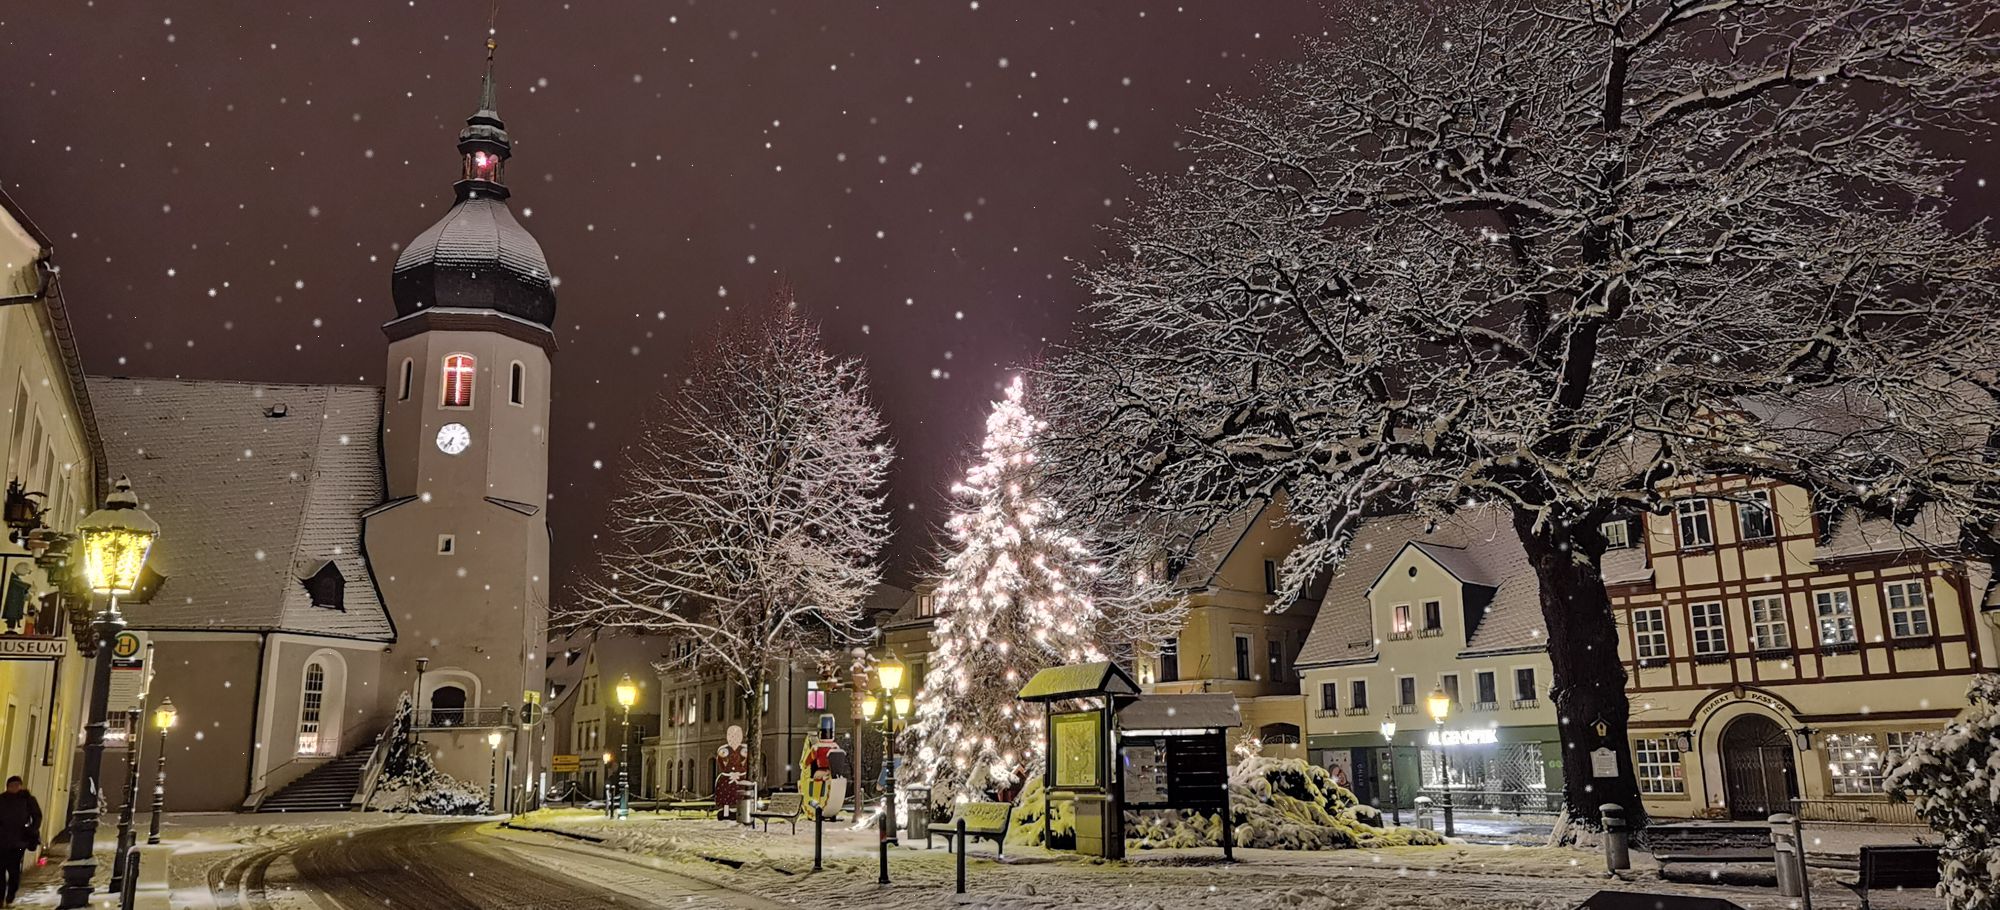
[
  {"xmin": 1590, "ymin": 747, "xmax": 1619, "ymax": 778},
  {"xmin": 1427, "ymin": 727, "xmax": 1500, "ymax": 747},
  {"xmin": 0, "ymin": 636, "xmax": 67, "ymax": 660}
]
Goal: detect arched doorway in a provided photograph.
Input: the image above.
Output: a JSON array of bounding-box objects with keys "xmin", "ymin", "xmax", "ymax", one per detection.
[
  {"xmin": 1720, "ymin": 715, "xmax": 1797, "ymax": 820},
  {"xmin": 429, "ymin": 685, "xmax": 467, "ymax": 726}
]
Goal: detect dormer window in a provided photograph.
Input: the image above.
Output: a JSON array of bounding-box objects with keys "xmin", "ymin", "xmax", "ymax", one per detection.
[
  {"xmin": 442, "ymin": 354, "xmax": 476, "ymax": 408},
  {"xmin": 301, "ymin": 562, "xmax": 345, "ymax": 611}
]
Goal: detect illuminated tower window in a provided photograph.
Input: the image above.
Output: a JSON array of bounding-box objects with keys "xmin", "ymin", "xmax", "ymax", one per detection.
[{"xmin": 442, "ymin": 353, "xmax": 477, "ymax": 408}]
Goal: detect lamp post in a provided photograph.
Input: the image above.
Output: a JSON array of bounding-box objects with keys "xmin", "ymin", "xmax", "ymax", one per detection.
[
  {"xmin": 60, "ymin": 476, "xmax": 159, "ymax": 910},
  {"xmin": 147, "ymin": 698, "xmax": 176, "ymax": 844},
  {"xmin": 413, "ymin": 656, "xmax": 429, "ymax": 732},
  {"xmin": 110, "ymin": 706, "xmax": 142, "ymax": 895},
  {"xmin": 1379, "ymin": 714, "xmax": 1401, "ymax": 826},
  {"xmin": 486, "ymin": 730, "xmax": 503, "ymax": 812},
  {"xmin": 860, "ymin": 655, "xmax": 908, "ymax": 885},
  {"xmin": 1427, "ymin": 685, "xmax": 1455, "ymax": 837},
  {"xmin": 615, "ymin": 674, "xmax": 638, "ymax": 819}
]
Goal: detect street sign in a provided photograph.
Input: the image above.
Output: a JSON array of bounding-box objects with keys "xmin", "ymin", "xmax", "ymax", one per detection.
[
  {"xmin": 551, "ymin": 754, "xmax": 580, "ymax": 774},
  {"xmin": 0, "ymin": 636, "xmax": 67, "ymax": 660},
  {"xmin": 108, "ymin": 632, "xmax": 151, "ymax": 714}
]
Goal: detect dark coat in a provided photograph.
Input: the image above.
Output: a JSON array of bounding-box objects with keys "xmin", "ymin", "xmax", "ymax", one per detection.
[{"xmin": 0, "ymin": 791, "xmax": 41, "ymax": 850}]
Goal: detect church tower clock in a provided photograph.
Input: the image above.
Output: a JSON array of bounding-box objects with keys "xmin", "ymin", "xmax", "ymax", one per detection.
[{"xmin": 363, "ymin": 34, "xmax": 553, "ymax": 786}]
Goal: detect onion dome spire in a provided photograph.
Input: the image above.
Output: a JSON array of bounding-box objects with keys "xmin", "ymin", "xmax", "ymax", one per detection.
[{"xmin": 456, "ymin": 21, "xmax": 510, "ymax": 196}]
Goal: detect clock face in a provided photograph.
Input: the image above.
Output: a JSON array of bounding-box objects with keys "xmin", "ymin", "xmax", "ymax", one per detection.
[{"xmin": 435, "ymin": 422, "xmax": 472, "ymax": 455}]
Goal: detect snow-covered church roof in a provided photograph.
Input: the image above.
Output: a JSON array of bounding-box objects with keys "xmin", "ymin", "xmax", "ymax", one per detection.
[{"xmin": 87, "ymin": 376, "xmax": 394, "ymax": 641}]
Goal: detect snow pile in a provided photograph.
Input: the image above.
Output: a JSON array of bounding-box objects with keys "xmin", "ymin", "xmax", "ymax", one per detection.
[
  {"xmin": 1130, "ymin": 757, "xmax": 1444, "ymax": 851},
  {"xmin": 1887, "ymin": 674, "xmax": 2000, "ymax": 910},
  {"xmin": 368, "ymin": 744, "xmax": 489, "ymax": 815}
]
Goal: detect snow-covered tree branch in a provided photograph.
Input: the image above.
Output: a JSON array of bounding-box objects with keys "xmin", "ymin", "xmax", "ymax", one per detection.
[{"xmin": 1041, "ymin": 0, "xmax": 2000, "ymax": 825}]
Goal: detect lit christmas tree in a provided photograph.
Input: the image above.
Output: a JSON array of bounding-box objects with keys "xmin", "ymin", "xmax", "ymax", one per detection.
[{"xmin": 905, "ymin": 376, "xmax": 1111, "ymax": 805}]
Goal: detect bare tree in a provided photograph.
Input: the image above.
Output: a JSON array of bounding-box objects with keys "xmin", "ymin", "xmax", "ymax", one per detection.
[
  {"xmin": 1043, "ymin": 0, "xmax": 1999, "ymax": 823},
  {"xmin": 564, "ymin": 292, "xmax": 895, "ymax": 778}
]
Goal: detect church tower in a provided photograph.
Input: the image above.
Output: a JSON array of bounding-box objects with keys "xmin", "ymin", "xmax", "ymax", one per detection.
[{"xmin": 364, "ymin": 32, "xmax": 552, "ymax": 791}]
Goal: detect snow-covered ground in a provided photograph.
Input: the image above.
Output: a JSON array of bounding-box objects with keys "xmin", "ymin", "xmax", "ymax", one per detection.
[{"xmin": 511, "ymin": 808, "xmax": 1935, "ymax": 910}]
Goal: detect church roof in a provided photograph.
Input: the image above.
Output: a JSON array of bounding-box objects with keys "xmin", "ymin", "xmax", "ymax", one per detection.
[
  {"xmin": 391, "ymin": 192, "xmax": 556, "ymax": 327},
  {"xmin": 86, "ymin": 377, "xmax": 395, "ymax": 641}
]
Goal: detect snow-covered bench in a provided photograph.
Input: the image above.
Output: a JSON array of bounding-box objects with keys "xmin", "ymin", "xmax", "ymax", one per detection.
[
  {"xmin": 926, "ymin": 801, "xmax": 1011, "ymax": 856},
  {"xmin": 751, "ymin": 792, "xmax": 805, "ymax": 834},
  {"xmin": 1854, "ymin": 845, "xmax": 1940, "ymax": 910}
]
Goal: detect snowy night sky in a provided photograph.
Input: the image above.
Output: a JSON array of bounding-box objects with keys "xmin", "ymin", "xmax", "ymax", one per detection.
[{"xmin": 0, "ymin": 1, "xmax": 1332, "ymax": 585}]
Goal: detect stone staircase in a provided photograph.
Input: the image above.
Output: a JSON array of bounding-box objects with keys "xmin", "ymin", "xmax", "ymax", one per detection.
[{"xmin": 257, "ymin": 745, "xmax": 372, "ymax": 813}]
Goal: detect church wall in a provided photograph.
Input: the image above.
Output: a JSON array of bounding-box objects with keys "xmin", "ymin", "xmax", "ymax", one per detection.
[
  {"xmin": 250, "ymin": 636, "xmax": 391, "ymax": 799},
  {"xmin": 114, "ymin": 635, "xmax": 264, "ymax": 813}
]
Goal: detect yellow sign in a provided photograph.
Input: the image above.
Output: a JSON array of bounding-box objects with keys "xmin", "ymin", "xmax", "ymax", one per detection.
[
  {"xmin": 551, "ymin": 754, "xmax": 581, "ymax": 774},
  {"xmin": 112, "ymin": 632, "xmax": 143, "ymax": 659},
  {"xmin": 1051, "ymin": 711, "xmax": 1102, "ymax": 789}
]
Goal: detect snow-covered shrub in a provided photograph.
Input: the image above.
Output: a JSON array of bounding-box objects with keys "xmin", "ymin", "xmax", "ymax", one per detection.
[
  {"xmin": 1887, "ymin": 675, "xmax": 1999, "ymax": 910},
  {"xmin": 1129, "ymin": 756, "xmax": 1445, "ymax": 851},
  {"xmin": 1004, "ymin": 777, "xmax": 1076, "ymax": 850},
  {"xmin": 368, "ymin": 742, "xmax": 490, "ymax": 816}
]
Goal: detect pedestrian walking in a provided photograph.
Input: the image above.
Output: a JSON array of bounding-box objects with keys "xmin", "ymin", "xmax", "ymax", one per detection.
[{"xmin": 0, "ymin": 776, "xmax": 41, "ymax": 907}]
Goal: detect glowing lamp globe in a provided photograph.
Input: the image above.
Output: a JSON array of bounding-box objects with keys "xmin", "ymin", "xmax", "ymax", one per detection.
[
  {"xmin": 153, "ymin": 697, "xmax": 178, "ymax": 732},
  {"xmin": 876, "ymin": 655, "xmax": 906, "ymax": 693},
  {"xmin": 893, "ymin": 695, "xmax": 912, "ymax": 718},
  {"xmin": 76, "ymin": 476, "xmax": 159, "ymax": 596},
  {"xmin": 486, "ymin": 730, "xmax": 503, "ymax": 749},
  {"xmin": 861, "ymin": 694, "xmax": 880, "ymax": 720},
  {"xmin": 1379, "ymin": 715, "xmax": 1397, "ymax": 742},
  {"xmin": 1426, "ymin": 686, "xmax": 1452, "ymax": 724},
  {"xmin": 615, "ymin": 674, "xmax": 638, "ymax": 709}
]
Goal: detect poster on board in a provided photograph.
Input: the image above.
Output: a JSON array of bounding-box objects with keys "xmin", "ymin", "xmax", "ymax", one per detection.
[{"xmin": 1051, "ymin": 710, "xmax": 1102, "ymax": 789}]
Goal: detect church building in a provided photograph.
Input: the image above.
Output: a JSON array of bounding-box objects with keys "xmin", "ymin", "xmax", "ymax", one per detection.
[{"xmin": 90, "ymin": 44, "xmax": 558, "ymax": 812}]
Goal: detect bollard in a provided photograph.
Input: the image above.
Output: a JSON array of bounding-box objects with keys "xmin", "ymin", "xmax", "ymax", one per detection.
[
  {"xmin": 120, "ymin": 849, "xmax": 140, "ymax": 910},
  {"xmin": 813, "ymin": 805, "xmax": 824, "ymax": 872},
  {"xmin": 1414, "ymin": 796, "xmax": 1434, "ymax": 831},
  {"xmin": 878, "ymin": 834, "xmax": 890, "ymax": 886},
  {"xmin": 1770, "ymin": 813, "xmax": 1803, "ymax": 898},
  {"xmin": 955, "ymin": 818, "xmax": 967, "ymax": 894},
  {"xmin": 1599, "ymin": 803, "xmax": 1630, "ymax": 873}
]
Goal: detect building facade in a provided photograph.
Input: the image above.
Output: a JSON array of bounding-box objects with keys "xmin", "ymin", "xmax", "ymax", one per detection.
[
  {"xmin": 0, "ymin": 185, "xmax": 102, "ymax": 845},
  {"xmin": 1297, "ymin": 507, "xmax": 1562, "ymax": 815},
  {"xmin": 1610, "ymin": 477, "xmax": 1996, "ymax": 821}
]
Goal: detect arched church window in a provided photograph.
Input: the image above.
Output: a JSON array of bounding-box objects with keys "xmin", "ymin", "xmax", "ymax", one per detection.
[
  {"xmin": 398, "ymin": 358, "xmax": 414, "ymax": 401},
  {"xmin": 298, "ymin": 662, "xmax": 327, "ymax": 755},
  {"xmin": 509, "ymin": 361, "xmax": 525, "ymax": 406},
  {"xmin": 441, "ymin": 354, "xmax": 476, "ymax": 408}
]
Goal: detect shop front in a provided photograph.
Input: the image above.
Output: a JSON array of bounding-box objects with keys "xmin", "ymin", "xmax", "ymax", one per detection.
[{"xmin": 1309, "ymin": 722, "xmax": 1564, "ymax": 817}]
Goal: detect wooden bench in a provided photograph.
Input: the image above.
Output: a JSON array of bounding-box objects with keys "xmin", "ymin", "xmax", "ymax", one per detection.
[
  {"xmin": 1645, "ymin": 824, "xmax": 1775, "ymax": 866},
  {"xmin": 925, "ymin": 801, "xmax": 1012, "ymax": 856},
  {"xmin": 1855, "ymin": 845, "xmax": 1940, "ymax": 910},
  {"xmin": 751, "ymin": 792, "xmax": 805, "ymax": 834}
]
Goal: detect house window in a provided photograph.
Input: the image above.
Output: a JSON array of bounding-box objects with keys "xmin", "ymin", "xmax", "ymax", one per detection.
[
  {"xmin": 1689, "ymin": 602, "xmax": 1728, "ymax": 658},
  {"xmin": 1319, "ymin": 682, "xmax": 1338, "ymax": 714},
  {"xmin": 298, "ymin": 662, "xmax": 327, "ymax": 755},
  {"xmin": 1815, "ymin": 590, "xmax": 1858, "ymax": 645},
  {"xmin": 509, "ymin": 361, "xmax": 526, "ymax": 406},
  {"xmin": 1826, "ymin": 732, "xmax": 1917, "ymax": 795},
  {"xmin": 1440, "ymin": 673, "xmax": 1460, "ymax": 706},
  {"xmin": 1349, "ymin": 679, "xmax": 1369, "ymax": 712},
  {"xmin": 301, "ymin": 562, "xmax": 345, "ymax": 611},
  {"xmin": 1391, "ymin": 604, "xmax": 1412, "ymax": 638},
  {"xmin": 1159, "ymin": 639, "xmax": 1179, "ymax": 683},
  {"xmin": 703, "ymin": 691, "xmax": 713, "ymax": 723},
  {"xmin": 1676, "ymin": 499, "xmax": 1713, "ymax": 548},
  {"xmin": 1234, "ymin": 635, "xmax": 1253, "ymax": 681},
  {"xmin": 1421, "ymin": 600, "xmax": 1443, "ymax": 635},
  {"xmin": 1750, "ymin": 595, "xmax": 1790, "ymax": 652},
  {"xmin": 1397, "ymin": 676, "xmax": 1417, "ymax": 712},
  {"xmin": 1634, "ymin": 607, "xmax": 1669, "ymax": 661},
  {"xmin": 916, "ymin": 593, "xmax": 937, "ymax": 618},
  {"xmin": 1633, "ymin": 738, "xmax": 1685, "ymax": 794},
  {"xmin": 1267, "ymin": 638, "xmax": 1285, "ymax": 681},
  {"xmin": 805, "ymin": 681, "xmax": 826, "ymax": 711},
  {"xmin": 1512, "ymin": 667, "xmax": 1538, "ymax": 705},
  {"xmin": 1601, "ymin": 520, "xmax": 1631, "ymax": 550},
  {"xmin": 441, "ymin": 353, "xmax": 476, "ymax": 408},
  {"xmin": 1738, "ymin": 490, "xmax": 1776, "ymax": 541},
  {"xmin": 1884, "ymin": 581, "xmax": 1932, "ymax": 639},
  {"xmin": 398, "ymin": 358, "xmax": 414, "ymax": 401},
  {"xmin": 734, "ymin": 685, "xmax": 745, "ymax": 719},
  {"xmin": 1263, "ymin": 559, "xmax": 1278, "ymax": 594},
  {"xmin": 1474, "ymin": 671, "xmax": 1497, "ymax": 708}
]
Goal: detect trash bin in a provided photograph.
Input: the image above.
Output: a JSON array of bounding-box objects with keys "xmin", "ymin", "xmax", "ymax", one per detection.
[
  {"xmin": 1414, "ymin": 796, "xmax": 1434, "ymax": 830},
  {"xmin": 904, "ymin": 787, "xmax": 931, "ymax": 843}
]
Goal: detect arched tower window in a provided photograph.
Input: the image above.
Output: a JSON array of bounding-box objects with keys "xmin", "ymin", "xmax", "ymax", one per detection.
[
  {"xmin": 509, "ymin": 361, "xmax": 525, "ymax": 406},
  {"xmin": 441, "ymin": 354, "xmax": 476, "ymax": 408},
  {"xmin": 398, "ymin": 358, "xmax": 414, "ymax": 401},
  {"xmin": 298, "ymin": 662, "xmax": 327, "ymax": 755}
]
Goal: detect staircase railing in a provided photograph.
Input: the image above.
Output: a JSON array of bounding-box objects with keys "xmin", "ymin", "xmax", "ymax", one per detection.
[{"xmin": 352, "ymin": 725, "xmax": 395, "ymax": 811}]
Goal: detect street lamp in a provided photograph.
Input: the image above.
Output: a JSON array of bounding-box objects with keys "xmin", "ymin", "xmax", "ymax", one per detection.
[
  {"xmin": 60, "ymin": 476, "xmax": 159, "ymax": 910},
  {"xmin": 862, "ymin": 655, "xmax": 910, "ymax": 886},
  {"xmin": 615, "ymin": 674, "xmax": 638, "ymax": 819},
  {"xmin": 487, "ymin": 730, "xmax": 503, "ymax": 812},
  {"xmin": 1379, "ymin": 714, "xmax": 1401, "ymax": 825},
  {"xmin": 147, "ymin": 698, "xmax": 177, "ymax": 844},
  {"xmin": 1427, "ymin": 685, "xmax": 1455, "ymax": 837}
]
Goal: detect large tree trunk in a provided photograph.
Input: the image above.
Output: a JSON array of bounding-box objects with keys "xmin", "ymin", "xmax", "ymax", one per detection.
[{"xmin": 1511, "ymin": 509, "xmax": 1648, "ymax": 828}]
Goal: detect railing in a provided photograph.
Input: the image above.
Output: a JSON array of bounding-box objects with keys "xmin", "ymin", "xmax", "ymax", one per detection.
[
  {"xmin": 415, "ymin": 707, "xmax": 513, "ymax": 729},
  {"xmin": 1388, "ymin": 631, "xmax": 1413, "ymax": 641},
  {"xmin": 1510, "ymin": 698, "xmax": 1540, "ymax": 710},
  {"xmin": 1418, "ymin": 787, "xmax": 1564, "ymax": 817},
  {"xmin": 1393, "ymin": 704, "xmax": 1417, "ymax": 715},
  {"xmin": 1344, "ymin": 706, "xmax": 1371, "ymax": 716},
  {"xmin": 1471, "ymin": 701, "xmax": 1499, "ymax": 712},
  {"xmin": 1793, "ymin": 798, "xmax": 1920, "ymax": 826},
  {"xmin": 353, "ymin": 725, "xmax": 395, "ymax": 811},
  {"xmin": 1418, "ymin": 628, "xmax": 1445, "ymax": 638}
]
